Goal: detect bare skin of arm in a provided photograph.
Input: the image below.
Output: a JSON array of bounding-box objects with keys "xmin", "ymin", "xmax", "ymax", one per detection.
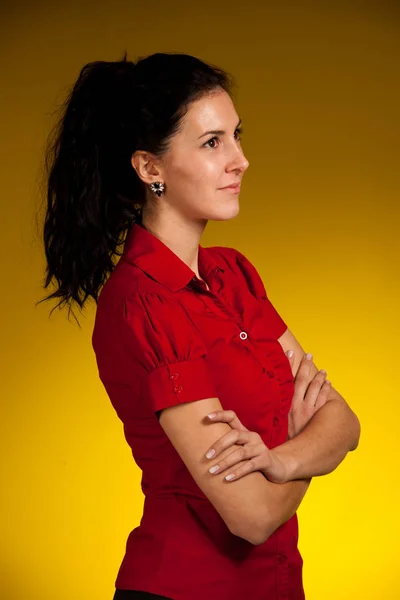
[
  {"xmin": 158, "ymin": 329, "xmax": 360, "ymax": 545},
  {"xmin": 197, "ymin": 330, "xmax": 360, "ymax": 538},
  {"xmin": 159, "ymin": 398, "xmax": 311, "ymax": 545},
  {"xmin": 275, "ymin": 328, "xmax": 360, "ymax": 479}
]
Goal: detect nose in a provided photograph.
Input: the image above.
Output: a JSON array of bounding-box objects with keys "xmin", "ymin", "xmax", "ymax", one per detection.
[{"xmin": 227, "ymin": 145, "xmax": 249, "ymax": 175}]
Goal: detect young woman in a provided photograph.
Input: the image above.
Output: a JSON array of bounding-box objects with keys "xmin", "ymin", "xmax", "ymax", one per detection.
[{"xmin": 41, "ymin": 52, "xmax": 360, "ymax": 600}]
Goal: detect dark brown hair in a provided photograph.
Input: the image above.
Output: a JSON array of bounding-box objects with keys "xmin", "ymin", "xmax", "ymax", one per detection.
[{"xmin": 39, "ymin": 51, "xmax": 234, "ymax": 320}]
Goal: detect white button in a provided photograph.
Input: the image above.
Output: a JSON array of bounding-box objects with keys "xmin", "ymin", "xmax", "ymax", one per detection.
[{"xmin": 239, "ymin": 331, "xmax": 248, "ymax": 340}]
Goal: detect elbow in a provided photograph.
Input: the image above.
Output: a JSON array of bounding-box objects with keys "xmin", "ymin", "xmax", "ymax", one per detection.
[
  {"xmin": 249, "ymin": 524, "xmax": 276, "ymax": 546},
  {"xmin": 349, "ymin": 413, "xmax": 361, "ymax": 451},
  {"xmin": 250, "ymin": 510, "xmax": 298, "ymax": 546},
  {"xmin": 230, "ymin": 526, "xmax": 267, "ymax": 546},
  {"xmin": 229, "ymin": 511, "xmax": 278, "ymax": 547}
]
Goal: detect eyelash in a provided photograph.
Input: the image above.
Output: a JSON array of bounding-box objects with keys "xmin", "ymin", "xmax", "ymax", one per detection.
[{"xmin": 203, "ymin": 127, "xmax": 244, "ymax": 149}]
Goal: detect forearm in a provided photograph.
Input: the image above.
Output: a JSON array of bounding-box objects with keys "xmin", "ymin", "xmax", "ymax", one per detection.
[
  {"xmin": 263, "ymin": 476, "xmax": 311, "ymax": 536},
  {"xmin": 274, "ymin": 398, "xmax": 361, "ymax": 480}
]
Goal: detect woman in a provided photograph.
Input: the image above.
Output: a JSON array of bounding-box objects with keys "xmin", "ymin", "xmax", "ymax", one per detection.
[{"xmin": 41, "ymin": 52, "xmax": 360, "ymax": 599}]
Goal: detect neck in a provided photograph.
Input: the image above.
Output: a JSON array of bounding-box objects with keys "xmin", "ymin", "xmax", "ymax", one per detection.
[{"xmin": 140, "ymin": 209, "xmax": 208, "ymax": 279}]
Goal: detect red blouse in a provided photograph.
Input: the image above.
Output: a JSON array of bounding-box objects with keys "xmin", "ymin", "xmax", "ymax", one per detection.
[{"xmin": 92, "ymin": 222, "xmax": 304, "ymax": 600}]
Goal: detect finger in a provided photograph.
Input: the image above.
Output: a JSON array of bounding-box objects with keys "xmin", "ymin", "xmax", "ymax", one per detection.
[
  {"xmin": 208, "ymin": 443, "xmax": 263, "ymax": 475},
  {"xmin": 303, "ymin": 369, "xmax": 327, "ymax": 405},
  {"xmin": 314, "ymin": 380, "xmax": 331, "ymax": 409},
  {"xmin": 291, "ymin": 353, "xmax": 314, "ymax": 406},
  {"xmin": 222, "ymin": 457, "xmax": 265, "ymax": 482},
  {"xmin": 205, "ymin": 429, "xmax": 253, "ymax": 460},
  {"xmin": 207, "ymin": 409, "xmax": 249, "ymax": 431},
  {"xmin": 285, "ymin": 349, "xmax": 295, "ymax": 375}
]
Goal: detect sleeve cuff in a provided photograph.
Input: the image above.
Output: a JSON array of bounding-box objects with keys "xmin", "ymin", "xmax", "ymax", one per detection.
[{"xmin": 143, "ymin": 357, "xmax": 218, "ymax": 414}]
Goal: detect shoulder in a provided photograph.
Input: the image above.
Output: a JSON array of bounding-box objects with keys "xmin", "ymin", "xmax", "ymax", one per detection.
[
  {"xmin": 97, "ymin": 255, "xmax": 159, "ymax": 313},
  {"xmin": 208, "ymin": 245, "xmax": 248, "ymax": 270},
  {"xmin": 209, "ymin": 245, "xmax": 263, "ymax": 288},
  {"xmin": 207, "ymin": 246, "xmax": 271, "ymax": 311}
]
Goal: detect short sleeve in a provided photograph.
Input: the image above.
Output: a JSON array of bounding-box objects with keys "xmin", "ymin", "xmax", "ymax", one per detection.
[
  {"xmin": 122, "ymin": 292, "xmax": 218, "ymax": 416},
  {"xmin": 233, "ymin": 248, "xmax": 288, "ymax": 339}
]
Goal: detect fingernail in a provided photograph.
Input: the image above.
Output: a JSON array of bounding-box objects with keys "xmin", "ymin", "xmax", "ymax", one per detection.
[
  {"xmin": 209, "ymin": 465, "xmax": 220, "ymax": 473},
  {"xmin": 208, "ymin": 413, "xmax": 216, "ymax": 419},
  {"xmin": 206, "ymin": 449, "xmax": 215, "ymax": 459},
  {"xmin": 305, "ymin": 353, "xmax": 313, "ymax": 360},
  {"xmin": 286, "ymin": 350, "xmax": 294, "ymax": 358},
  {"xmin": 320, "ymin": 369, "xmax": 327, "ymax": 375},
  {"xmin": 326, "ymin": 379, "xmax": 331, "ymax": 385},
  {"xmin": 225, "ymin": 474, "xmax": 235, "ymax": 481}
]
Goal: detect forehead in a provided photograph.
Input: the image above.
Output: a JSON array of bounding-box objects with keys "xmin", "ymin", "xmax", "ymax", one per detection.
[{"xmin": 182, "ymin": 90, "xmax": 238, "ymax": 132}]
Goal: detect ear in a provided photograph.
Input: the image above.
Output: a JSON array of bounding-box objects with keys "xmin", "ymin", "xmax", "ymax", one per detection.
[{"xmin": 131, "ymin": 151, "xmax": 164, "ymax": 186}]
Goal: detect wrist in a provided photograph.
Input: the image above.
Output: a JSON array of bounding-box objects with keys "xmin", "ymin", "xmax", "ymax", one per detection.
[{"xmin": 271, "ymin": 444, "xmax": 300, "ymax": 481}]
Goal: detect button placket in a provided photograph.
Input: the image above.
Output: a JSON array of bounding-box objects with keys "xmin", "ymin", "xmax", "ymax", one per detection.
[
  {"xmin": 264, "ymin": 369, "xmax": 275, "ymax": 378},
  {"xmin": 191, "ymin": 275, "xmax": 232, "ymax": 317},
  {"xmin": 278, "ymin": 553, "xmax": 288, "ymax": 564},
  {"xmin": 244, "ymin": 336, "xmax": 274, "ymax": 373},
  {"xmin": 205, "ymin": 292, "xmax": 241, "ymax": 323}
]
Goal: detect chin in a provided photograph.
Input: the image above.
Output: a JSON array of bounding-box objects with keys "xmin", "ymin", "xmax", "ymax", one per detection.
[{"xmin": 210, "ymin": 203, "xmax": 240, "ymax": 222}]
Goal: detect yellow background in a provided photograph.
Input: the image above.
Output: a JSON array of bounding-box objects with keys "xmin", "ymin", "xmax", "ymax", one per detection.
[{"xmin": 1, "ymin": 1, "xmax": 399, "ymax": 598}]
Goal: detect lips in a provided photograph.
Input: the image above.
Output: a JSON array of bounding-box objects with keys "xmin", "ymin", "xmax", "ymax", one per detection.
[{"xmin": 220, "ymin": 182, "xmax": 241, "ymax": 189}]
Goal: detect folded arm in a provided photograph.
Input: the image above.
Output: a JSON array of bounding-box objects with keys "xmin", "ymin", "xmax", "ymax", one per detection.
[
  {"xmin": 275, "ymin": 390, "xmax": 359, "ymax": 479},
  {"xmin": 275, "ymin": 328, "xmax": 361, "ymax": 481},
  {"xmin": 259, "ymin": 476, "xmax": 312, "ymax": 536}
]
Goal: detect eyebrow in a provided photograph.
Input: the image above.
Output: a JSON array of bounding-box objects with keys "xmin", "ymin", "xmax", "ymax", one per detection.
[{"xmin": 197, "ymin": 118, "xmax": 242, "ymax": 140}]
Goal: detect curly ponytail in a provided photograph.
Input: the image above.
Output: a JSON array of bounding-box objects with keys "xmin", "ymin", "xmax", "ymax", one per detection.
[{"xmin": 38, "ymin": 52, "xmax": 233, "ymax": 321}]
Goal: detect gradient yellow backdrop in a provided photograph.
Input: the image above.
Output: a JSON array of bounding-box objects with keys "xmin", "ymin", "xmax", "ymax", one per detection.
[{"xmin": 1, "ymin": 1, "xmax": 399, "ymax": 598}]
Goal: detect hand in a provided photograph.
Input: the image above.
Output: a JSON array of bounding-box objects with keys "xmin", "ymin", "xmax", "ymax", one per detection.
[
  {"xmin": 285, "ymin": 351, "xmax": 331, "ymax": 439},
  {"xmin": 204, "ymin": 410, "xmax": 291, "ymax": 484}
]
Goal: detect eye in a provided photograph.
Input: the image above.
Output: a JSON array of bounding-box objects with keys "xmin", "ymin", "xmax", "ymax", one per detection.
[
  {"xmin": 203, "ymin": 127, "xmax": 244, "ymax": 149},
  {"xmin": 234, "ymin": 126, "xmax": 243, "ymax": 141},
  {"xmin": 204, "ymin": 136, "xmax": 220, "ymax": 149}
]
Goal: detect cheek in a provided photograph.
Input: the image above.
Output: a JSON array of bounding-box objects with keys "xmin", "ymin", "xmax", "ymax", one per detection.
[{"xmin": 168, "ymin": 152, "xmax": 221, "ymax": 187}]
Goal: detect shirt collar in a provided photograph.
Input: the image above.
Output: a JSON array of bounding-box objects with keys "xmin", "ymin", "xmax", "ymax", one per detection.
[{"xmin": 122, "ymin": 222, "xmax": 224, "ymax": 292}]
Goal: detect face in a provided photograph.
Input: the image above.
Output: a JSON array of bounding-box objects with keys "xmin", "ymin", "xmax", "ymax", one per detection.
[{"xmin": 154, "ymin": 88, "xmax": 249, "ymax": 222}]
